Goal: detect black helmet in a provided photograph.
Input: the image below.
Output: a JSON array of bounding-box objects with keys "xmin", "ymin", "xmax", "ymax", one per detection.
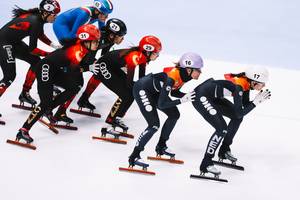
[
  {"xmin": 105, "ymin": 18, "xmax": 127, "ymax": 37},
  {"xmin": 39, "ymin": 0, "xmax": 61, "ymax": 15}
]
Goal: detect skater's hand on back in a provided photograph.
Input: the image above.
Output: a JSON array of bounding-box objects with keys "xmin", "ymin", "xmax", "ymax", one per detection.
[
  {"xmin": 180, "ymin": 91, "xmax": 196, "ymax": 104},
  {"xmin": 89, "ymin": 63, "xmax": 100, "ymax": 75},
  {"xmin": 253, "ymin": 89, "xmax": 271, "ymax": 106}
]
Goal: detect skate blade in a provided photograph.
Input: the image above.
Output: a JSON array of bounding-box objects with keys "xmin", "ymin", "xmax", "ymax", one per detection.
[
  {"xmin": 92, "ymin": 136, "xmax": 127, "ymax": 144},
  {"xmin": 51, "ymin": 123, "xmax": 78, "ymax": 131},
  {"xmin": 212, "ymin": 160, "xmax": 244, "ymax": 171},
  {"xmin": 70, "ymin": 108, "xmax": 101, "ymax": 118},
  {"xmin": 119, "ymin": 167, "xmax": 155, "ymax": 175},
  {"xmin": 115, "ymin": 131, "xmax": 134, "ymax": 139},
  {"xmin": 190, "ymin": 174, "xmax": 228, "ymax": 183},
  {"xmin": 38, "ymin": 119, "xmax": 59, "ymax": 134},
  {"xmin": 12, "ymin": 104, "xmax": 33, "ymax": 111},
  {"xmin": 147, "ymin": 156, "xmax": 184, "ymax": 164},
  {"xmin": 0, "ymin": 120, "xmax": 5, "ymax": 125},
  {"xmin": 6, "ymin": 139, "xmax": 36, "ymax": 150}
]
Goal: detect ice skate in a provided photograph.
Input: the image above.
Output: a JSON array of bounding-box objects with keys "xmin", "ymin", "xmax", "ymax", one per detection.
[
  {"xmin": 19, "ymin": 91, "xmax": 37, "ymax": 106},
  {"xmin": 147, "ymin": 146, "xmax": 184, "ymax": 164},
  {"xmin": 12, "ymin": 91, "xmax": 36, "ymax": 111},
  {"xmin": 7, "ymin": 128, "xmax": 36, "ymax": 149},
  {"xmin": 202, "ymin": 165, "xmax": 221, "ymax": 176},
  {"xmin": 70, "ymin": 94, "xmax": 101, "ymax": 118},
  {"xmin": 213, "ymin": 151, "xmax": 244, "ymax": 171},
  {"xmin": 119, "ymin": 156, "xmax": 155, "ymax": 175},
  {"xmin": 190, "ymin": 164, "xmax": 227, "ymax": 182},
  {"xmin": 15, "ymin": 128, "xmax": 34, "ymax": 144},
  {"xmin": 219, "ymin": 151, "xmax": 238, "ymax": 163},
  {"xmin": 54, "ymin": 111, "xmax": 74, "ymax": 124},
  {"xmin": 129, "ymin": 156, "xmax": 149, "ymax": 169},
  {"xmin": 92, "ymin": 127, "xmax": 127, "ymax": 144},
  {"xmin": 50, "ymin": 110, "xmax": 78, "ymax": 131},
  {"xmin": 77, "ymin": 95, "xmax": 96, "ymax": 110},
  {"xmin": 103, "ymin": 117, "xmax": 134, "ymax": 138},
  {"xmin": 108, "ymin": 117, "xmax": 129, "ymax": 132}
]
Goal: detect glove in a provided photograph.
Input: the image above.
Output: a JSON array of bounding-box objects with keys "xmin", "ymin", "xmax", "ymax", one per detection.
[
  {"xmin": 89, "ymin": 63, "xmax": 100, "ymax": 75},
  {"xmin": 180, "ymin": 91, "xmax": 196, "ymax": 104},
  {"xmin": 50, "ymin": 42, "xmax": 63, "ymax": 49},
  {"xmin": 253, "ymin": 89, "xmax": 271, "ymax": 106}
]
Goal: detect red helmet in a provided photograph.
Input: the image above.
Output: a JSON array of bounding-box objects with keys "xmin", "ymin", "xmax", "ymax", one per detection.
[
  {"xmin": 139, "ymin": 35, "xmax": 162, "ymax": 53},
  {"xmin": 76, "ymin": 24, "xmax": 101, "ymax": 41}
]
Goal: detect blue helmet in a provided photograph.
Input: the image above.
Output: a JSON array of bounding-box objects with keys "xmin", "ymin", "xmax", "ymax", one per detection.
[{"xmin": 94, "ymin": 0, "xmax": 113, "ymax": 15}]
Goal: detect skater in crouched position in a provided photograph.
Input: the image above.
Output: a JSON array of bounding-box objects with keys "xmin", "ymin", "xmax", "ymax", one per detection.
[
  {"xmin": 128, "ymin": 52, "xmax": 203, "ymax": 169},
  {"xmin": 17, "ymin": 0, "xmax": 113, "ymax": 114},
  {"xmin": 53, "ymin": 0, "xmax": 113, "ymax": 45},
  {"xmin": 193, "ymin": 66, "xmax": 271, "ymax": 176},
  {"xmin": 92, "ymin": 35, "xmax": 162, "ymax": 134},
  {"xmin": 0, "ymin": 0, "xmax": 61, "ymax": 108},
  {"xmin": 15, "ymin": 24, "xmax": 101, "ymax": 143},
  {"xmin": 55, "ymin": 18, "xmax": 127, "ymax": 121},
  {"xmin": 76, "ymin": 18, "xmax": 128, "ymax": 111}
]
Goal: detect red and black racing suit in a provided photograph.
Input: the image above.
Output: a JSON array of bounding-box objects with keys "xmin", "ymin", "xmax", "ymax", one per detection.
[
  {"xmin": 0, "ymin": 12, "xmax": 51, "ymax": 96},
  {"xmin": 93, "ymin": 48, "xmax": 148, "ymax": 124},
  {"xmin": 21, "ymin": 42, "xmax": 94, "ymax": 131}
]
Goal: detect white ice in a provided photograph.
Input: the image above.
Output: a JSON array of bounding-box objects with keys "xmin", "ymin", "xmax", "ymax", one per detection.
[{"xmin": 0, "ymin": 1, "xmax": 299, "ymax": 200}]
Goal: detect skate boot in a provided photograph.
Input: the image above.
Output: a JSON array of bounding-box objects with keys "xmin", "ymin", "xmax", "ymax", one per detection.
[
  {"xmin": 77, "ymin": 95, "xmax": 96, "ymax": 110},
  {"xmin": 129, "ymin": 155, "xmax": 149, "ymax": 169},
  {"xmin": 222, "ymin": 151, "xmax": 237, "ymax": 163},
  {"xmin": 108, "ymin": 117, "xmax": 128, "ymax": 132},
  {"xmin": 16, "ymin": 128, "xmax": 33, "ymax": 144},
  {"xmin": 218, "ymin": 145, "xmax": 238, "ymax": 164},
  {"xmin": 200, "ymin": 165, "xmax": 221, "ymax": 177},
  {"xmin": 54, "ymin": 110, "xmax": 74, "ymax": 124},
  {"xmin": 155, "ymin": 145, "xmax": 175, "ymax": 158},
  {"xmin": 128, "ymin": 148, "xmax": 148, "ymax": 168},
  {"xmin": 200, "ymin": 163, "xmax": 221, "ymax": 177},
  {"xmin": 200, "ymin": 157, "xmax": 221, "ymax": 176},
  {"xmin": 119, "ymin": 148, "xmax": 155, "ymax": 175},
  {"xmin": 19, "ymin": 91, "xmax": 37, "ymax": 106},
  {"xmin": 101, "ymin": 126, "xmax": 121, "ymax": 138}
]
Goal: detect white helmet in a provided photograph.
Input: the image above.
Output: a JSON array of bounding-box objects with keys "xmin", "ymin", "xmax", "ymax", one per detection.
[{"xmin": 245, "ymin": 66, "xmax": 269, "ymax": 83}]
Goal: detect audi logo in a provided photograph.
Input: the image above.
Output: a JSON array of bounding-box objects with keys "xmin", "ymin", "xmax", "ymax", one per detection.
[
  {"xmin": 99, "ymin": 62, "xmax": 111, "ymax": 79},
  {"xmin": 41, "ymin": 64, "xmax": 50, "ymax": 82}
]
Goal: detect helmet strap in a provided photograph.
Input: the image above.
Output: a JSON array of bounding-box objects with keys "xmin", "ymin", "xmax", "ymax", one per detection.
[
  {"xmin": 92, "ymin": 8, "xmax": 100, "ymax": 19},
  {"xmin": 83, "ymin": 41, "xmax": 92, "ymax": 50},
  {"xmin": 40, "ymin": 11, "xmax": 50, "ymax": 22},
  {"xmin": 179, "ymin": 67, "xmax": 192, "ymax": 82},
  {"xmin": 142, "ymin": 51, "xmax": 151, "ymax": 61},
  {"xmin": 108, "ymin": 33, "xmax": 116, "ymax": 42},
  {"xmin": 249, "ymin": 79, "xmax": 262, "ymax": 90}
]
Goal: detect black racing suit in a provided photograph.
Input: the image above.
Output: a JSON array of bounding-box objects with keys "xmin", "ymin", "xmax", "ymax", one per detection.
[
  {"xmin": 192, "ymin": 78, "xmax": 255, "ymax": 171},
  {"xmin": 130, "ymin": 72, "xmax": 186, "ymax": 158},
  {"xmin": 0, "ymin": 13, "xmax": 50, "ymax": 95},
  {"xmin": 21, "ymin": 42, "xmax": 94, "ymax": 131}
]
